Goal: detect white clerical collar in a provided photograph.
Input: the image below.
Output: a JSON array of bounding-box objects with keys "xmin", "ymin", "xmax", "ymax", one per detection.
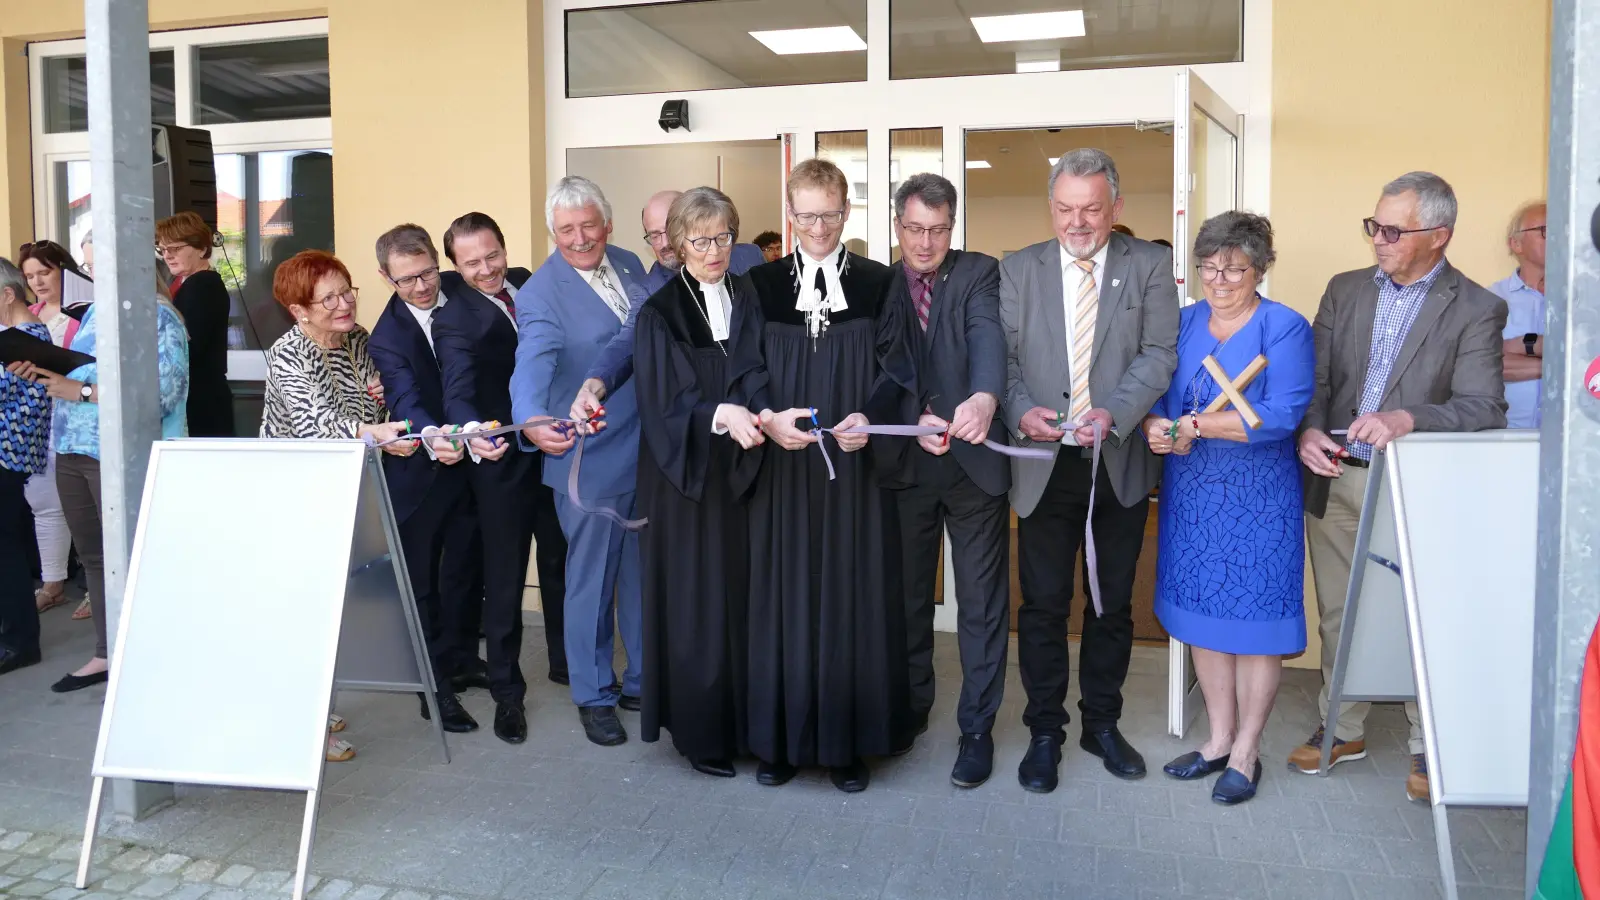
[
  {"xmin": 687, "ymin": 272, "xmax": 731, "ymax": 342},
  {"xmin": 793, "ymin": 243, "xmax": 848, "ymax": 341}
]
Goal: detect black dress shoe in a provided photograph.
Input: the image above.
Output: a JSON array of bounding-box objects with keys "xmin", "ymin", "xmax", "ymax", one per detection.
[
  {"xmin": 433, "ymin": 691, "xmax": 479, "ymax": 733},
  {"xmin": 690, "ymin": 758, "xmax": 736, "ymax": 778},
  {"xmin": 1211, "ymin": 760, "xmax": 1263, "ymax": 805},
  {"xmin": 951, "ymin": 733, "xmax": 994, "ymax": 788},
  {"xmin": 618, "ymin": 694, "xmax": 641, "ymax": 712},
  {"xmin": 1080, "ymin": 727, "xmax": 1147, "ymax": 779},
  {"xmin": 50, "ymin": 670, "xmax": 108, "ymax": 694},
  {"xmin": 463, "ymin": 656, "xmax": 489, "ymax": 675},
  {"xmin": 829, "ymin": 758, "xmax": 870, "ymax": 793},
  {"xmin": 493, "ymin": 702, "xmax": 527, "ymax": 744},
  {"xmin": 449, "ymin": 670, "xmax": 491, "ymax": 693},
  {"xmin": 547, "ymin": 670, "xmax": 570, "ymax": 686},
  {"xmin": 0, "ymin": 646, "xmax": 41, "ymax": 677},
  {"xmin": 1017, "ymin": 734, "xmax": 1063, "ymax": 794},
  {"xmin": 756, "ymin": 760, "xmax": 797, "ymax": 786},
  {"xmin": 1163, "ymin": 750, "xmax": 1230, "ymax": 781},
  {"xmin": 578, "ymin": 706, "xmax": 627, "ymax": 746}
]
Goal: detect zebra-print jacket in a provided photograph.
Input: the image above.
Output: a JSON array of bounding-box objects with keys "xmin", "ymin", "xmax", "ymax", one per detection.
[{"xmin": 260, "ymin": 323, "xmax": 386, "ymax": 440}]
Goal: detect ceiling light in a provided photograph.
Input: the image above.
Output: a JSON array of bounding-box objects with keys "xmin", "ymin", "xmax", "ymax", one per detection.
[
  {"xmin": 749, "ymin": 26, "xmax": 866, "ymax": 55},
  {"xmin": 966, "ymin": 160, "xmax": 991, "ymax": 169},
  {"xmin": 1049, "ymin": 157, "xmax": 1061, "ymax": 165},
  {"xmin": 971, "ymin": 10, "xmax": 1086, "ymax": 43},
  {"xmin": 1016, "ymin": 49, "xmax": 1061, "ymax": 74}
]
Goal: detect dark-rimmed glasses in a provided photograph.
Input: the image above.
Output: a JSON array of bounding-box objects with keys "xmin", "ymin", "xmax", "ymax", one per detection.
[
  {"xmin": 1363, "ymin": 218, "xmax": 1447, "ymax": 244},
  {"xmin": 686, "ymin": 232, "xmax": 735, "ymax": 253},
  {"xmin": 1196, "ymin": 263, "xmax": 1252, "ymax": 283},
  {"xmin": 390, "ymin": 266, "xmax": 440, "ymax": 291},
  {"xmin": 897, "ymin": 220, "xmax": 953, "ymax": 239},
  {"xmin": 319, "ymin": 287, "xmax": 359, "ymax": 310},
  {"xmin": 1516, "ymin": 225, "xmax": 1547, "ymax": 239}
]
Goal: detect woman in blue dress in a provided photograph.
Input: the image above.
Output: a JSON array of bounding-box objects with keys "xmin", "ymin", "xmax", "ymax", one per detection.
[{"xmin": 1142, "ymin": 211, "xmax": 1313, "ymax": 805}]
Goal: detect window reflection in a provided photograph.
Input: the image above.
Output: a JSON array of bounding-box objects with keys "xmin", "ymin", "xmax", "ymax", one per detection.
[
  {"xmin": 41, "ymin": 51, "xmax": 177, "ymax": 133},
  {"xmin": 196, "ymin": 38, "xmax": 331, "ymax": 124},
  {"xmin": 889, "ymin": 128, "xmax": 943, "ymax": 264},
  {"xmin": 816, "ymin": 131, "xmax": 869, "ymax": 257}
]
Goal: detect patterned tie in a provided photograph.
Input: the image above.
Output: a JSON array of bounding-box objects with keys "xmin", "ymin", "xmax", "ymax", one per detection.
[
  {"xmin": 908, "ymin": 269, "xmax": 933, "ymax": 332},
  {"xmin": 594, "ymin": 264, "xmax": 629, "ymax": 321},
  {"xmin": 1069, "ymin": 258, "xmax": 1098, "ymax": 425},
  {"xmin": 494, "ymin": 288, "xmax": 515, "ymax": 318}
]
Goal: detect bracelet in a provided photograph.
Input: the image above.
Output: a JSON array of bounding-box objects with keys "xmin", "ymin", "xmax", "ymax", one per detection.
[{"xmin": 1190, "ymin": 412, "xmax": 1202, "ymax": 440}]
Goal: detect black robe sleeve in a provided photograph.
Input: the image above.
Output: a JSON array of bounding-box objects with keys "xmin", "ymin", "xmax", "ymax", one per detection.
[
  {"xmin": 863, "ymin": 277, "xmax": 922, "ymax": 488},
  {"xmin": 725, "ymin": 273, "xmax": 770, "ymax": 499},
  {"xmin": 637, "ymin": 304, "xmax": 720, "ymax": 504}
]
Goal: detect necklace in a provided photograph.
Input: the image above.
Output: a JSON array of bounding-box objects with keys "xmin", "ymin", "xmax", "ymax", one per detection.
[{"xmin": 680, "ymin": 268, "xmax": 728, "ymax": 356}]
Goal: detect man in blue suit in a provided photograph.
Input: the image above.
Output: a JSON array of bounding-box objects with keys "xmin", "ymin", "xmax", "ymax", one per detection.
[
  {"xmin": 367, "ymin": 224, "xmax": 480, "ymax": 735},
  {"xmin": 570, "ymin": 190, "xmax": 763, "ymax": 413},
  {"xmin": 512, "ymin": 176, "xmax": 648, "ymax": 748}
]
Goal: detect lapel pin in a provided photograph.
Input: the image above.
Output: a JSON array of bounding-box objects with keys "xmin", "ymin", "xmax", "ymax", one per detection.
[{"xmin": 1112, "ymin": 278, "xmax": 1121, "ymax": 287}]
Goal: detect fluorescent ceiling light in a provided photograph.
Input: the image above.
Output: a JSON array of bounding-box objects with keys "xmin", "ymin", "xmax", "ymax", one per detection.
[
  {"xmin": 749, "ymin": 26, "xmax": 866, "ymax": 55},
  {"xmin": 966, "ymin": 160, "xmax": 992, "ymax": 169},
  {"xmin": 971, "ymin": 10, "xmax": 1086, "ymax": 43},
  {"xmin": 1016, "ymin": 59, "xmax": 1061, "ymax": 73}
]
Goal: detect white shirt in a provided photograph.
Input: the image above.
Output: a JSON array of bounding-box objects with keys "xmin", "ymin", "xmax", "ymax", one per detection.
[
  {"xmin": 475, "ymin": 281, "xmax": 517, "ymax": 330},
  {"xmin": 404, "ymin": 292, "xmax": 449, "ymax": 354},
  {"xmin": 696, "ymin": 276, "xmax": 732, "ymax": 342},
  {"xmin": 577, "ymin": 259, "xmax": 630, "ymax": 322},
  {"xmin": 796, "ymin": 243, "xmax": 848, "ymax": 316},
  {"xmin": 1059, "ymin": 239, "xmax": 1111, "ymax": 395}
]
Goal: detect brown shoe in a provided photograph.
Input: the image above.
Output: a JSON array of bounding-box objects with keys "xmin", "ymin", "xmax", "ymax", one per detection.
[
  {"xmin": 1286, "ymin": 725, "xmax": 1367, "ymax": 774},
  {"xmin": 1405, "ymin": 753, "xmax": 1429, "ymax": 802}
]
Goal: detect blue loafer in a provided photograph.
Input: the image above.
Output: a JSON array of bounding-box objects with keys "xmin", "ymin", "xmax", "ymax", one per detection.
[
  {"xmin": 1211, "ymin": 760, "xmax": 1263, "ymax": 805},
  {"xmin": 1163, "ymin": 750, "xmax": 1230, "ymax": 781}
]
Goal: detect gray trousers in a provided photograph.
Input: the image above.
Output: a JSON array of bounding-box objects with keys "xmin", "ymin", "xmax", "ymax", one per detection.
[
  {"xmin": 896, "ymin": 452, "xmax": 1011, "ymax": 735},
  {"xmin": 56, "ymin": 454, "xmax": 106, "ymax": 659},
  {"xmin": 1305, "ymin": 465, "xmax": 1423, "ymax": 754}
]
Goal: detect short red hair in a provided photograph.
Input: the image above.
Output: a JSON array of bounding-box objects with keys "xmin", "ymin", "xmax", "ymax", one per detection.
[{"xmin": 273, "ymin": 250, "xmax": 351, "ymax": 311}]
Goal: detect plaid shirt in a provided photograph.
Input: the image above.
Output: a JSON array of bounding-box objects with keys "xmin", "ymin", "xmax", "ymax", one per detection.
[{"xmin": 1347, "ymin": 258, "xmax": 1446, "ymax": 460}]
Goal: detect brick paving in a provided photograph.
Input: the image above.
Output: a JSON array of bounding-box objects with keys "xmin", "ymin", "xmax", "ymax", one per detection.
[{"xmin": 0, "ymin": 606, "xmax": 1528, "ymax": 899}]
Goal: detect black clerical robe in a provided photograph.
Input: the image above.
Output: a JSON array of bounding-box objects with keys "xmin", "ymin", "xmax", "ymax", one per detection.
[
  {"xmin": 726, "ymin": 251, "xmax": 922, "ymax": 767},
  {"xmin": 636, "ymin": 272, "xmax": 750, "ymax": 762}
]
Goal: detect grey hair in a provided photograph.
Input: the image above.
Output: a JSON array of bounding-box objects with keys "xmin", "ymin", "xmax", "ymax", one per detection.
[
  {"xmin": 0, "ymin": 257, "xmax": 26, "ymax": 304},
  {"xmin": 1507, "ymin": 200, "xmax": 1546, "ymax": 241},
  {"xmin": 667, "ymin": 187, "xmax": 740, "ymax": 260},
  {"xmin": 80, "ymin": 229, "xmax": 93, "ymax": 248},
  {"xmin": 894, "ymin": 172, "xmax": 959, "ymax": 220},
  {"xmin": 1193, "ymin": 211, "xmax": 1276, "ymax": 274},
  {"xmin": 1048, "ymin": 148, "xmax": 1120, "ymax": 202},
  {"xmin": 1381, "ymin": 171, "xmax": 1457, "ymax": 231},
  {"xmin": 545, "ymin": 175, "xmax": 613, "ymax": 232},
  {"xmin": 374, "ymin": 223, "xmax": 438, "ymax": 274}
]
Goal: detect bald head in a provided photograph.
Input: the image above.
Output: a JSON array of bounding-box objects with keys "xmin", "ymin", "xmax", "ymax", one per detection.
[
  {"xmin": 1508, "ymin": 201, "xmax": 1547, "ymax": 278},
  {"xmin": 643, "ymin": 190, "xmax": 683, "ymax": 268}
]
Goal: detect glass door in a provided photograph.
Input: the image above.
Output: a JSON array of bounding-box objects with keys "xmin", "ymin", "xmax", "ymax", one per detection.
[{"xmin": 1168, "ymin": 67, "xmax": 1244, "ymax": 738}]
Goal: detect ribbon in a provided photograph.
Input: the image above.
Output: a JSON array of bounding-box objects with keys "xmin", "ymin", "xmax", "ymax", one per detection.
[
  {"xmin": 797, "ymin": 421, "xmax": 1058, "ymax": 482},
  {"xmin": 367, "ymin": 415, "xmax": 647, "ymax": 532}
]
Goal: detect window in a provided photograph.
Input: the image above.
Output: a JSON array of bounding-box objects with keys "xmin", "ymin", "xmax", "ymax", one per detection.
[
  {"xmin": 890, "ymin": 0, "xmax": 1243, "ymax": 80},
  {"xmin": 889, "ymin": 128, "xmax": 943, "ymax": 263},
  {"xmin": 816, "ymin": 131, "xmax": 868, "ymax": 256},
  {"xmin": 566, "ymin": 0, "xmax": 868, "ymax": 98},
  {"xmin": 51, "ymin": 160, "xmax": 93, "ymax": 265},
  {"xmin": 41, "ymin": 51, "xmax": 177, "ymax": 133},
  {"xmin": 196, "ymin": 37, "xmax": 331, "ymax": 124}
]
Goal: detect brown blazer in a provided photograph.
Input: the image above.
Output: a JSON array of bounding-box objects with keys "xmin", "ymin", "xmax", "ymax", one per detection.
[{"xmin": 1301, "ymin": 260, "xmax": 1509, "ymax": 517}]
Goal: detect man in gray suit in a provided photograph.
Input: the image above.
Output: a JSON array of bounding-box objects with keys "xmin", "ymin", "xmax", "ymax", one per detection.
[
  {"xmin": 889, "ymin": 173, "xmax": 1010, "ymax": 789},
  {"xmin": 1290, "ymin": 171, "xmax": 1507, "ymax": 803},
  {"xmin": 1000, "ymin": 148, "xmax": 1179, "ymax": 792}
]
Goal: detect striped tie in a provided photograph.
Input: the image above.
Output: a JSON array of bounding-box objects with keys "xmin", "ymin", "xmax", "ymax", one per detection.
[{"xmin": 1069, "ymin": 258, "xmax": 1098, "ymax": 424}]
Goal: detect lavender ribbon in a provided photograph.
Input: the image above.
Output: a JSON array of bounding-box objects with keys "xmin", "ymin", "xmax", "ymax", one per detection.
[
  {"xmin": 802, "ymin": 422, "xmax": 1058, "ymax": 482},
  {"xmin": 370, "ymin": 416, "xmax": 647, "ymax": 532}
]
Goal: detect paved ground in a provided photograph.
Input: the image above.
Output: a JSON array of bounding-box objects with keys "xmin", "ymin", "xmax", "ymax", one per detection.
[{"xmin": 0, "ymin": 604, "xmax": 1529, "ymax": 899}]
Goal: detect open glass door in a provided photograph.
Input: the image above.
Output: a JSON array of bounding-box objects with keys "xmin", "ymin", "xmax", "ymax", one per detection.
[{"xmin": 1167, "ymin": 68, "xmax": 1244, "ymax": 739}]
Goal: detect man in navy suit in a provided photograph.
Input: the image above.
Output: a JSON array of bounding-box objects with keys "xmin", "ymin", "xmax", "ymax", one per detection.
[
  {"xmin": 511, "ymin": 176, "xmax": 648, "ymax": 748},
  {"xmin": 432, "ymin": 211, "xmax": 569, "ymax": 745},
  {"xmin": 571, "ymin": 190, "xmax": 762, "ymax": 412},
  {"xmin": 367, "ymin": 224, "xmax": 479, "ymax": 734},
  {"xmin": 888, "ymin": 175, "xmax": 1012, "ymax": 789}
]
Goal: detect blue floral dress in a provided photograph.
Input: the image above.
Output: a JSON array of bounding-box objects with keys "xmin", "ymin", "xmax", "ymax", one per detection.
[{"xmin": 1152, "ymin": 297, "xmax": 1313, "ymax": 655}]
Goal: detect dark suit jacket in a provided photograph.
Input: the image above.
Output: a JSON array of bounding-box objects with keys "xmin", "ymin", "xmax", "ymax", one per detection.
[
  {"xmin": 433, "ymin": 267, "xmax": 532, "ymax": 427},
  {"xmin": 1301, "ymin": 260, "xmax": 1508, "ymax": 517},
  {"xmin": 891, "ymin": 250, "xmax": 1010, "ymax": 497},
  {"xmin": 368, "ymin": 292, "xmax": 463, "ymax": 524}
]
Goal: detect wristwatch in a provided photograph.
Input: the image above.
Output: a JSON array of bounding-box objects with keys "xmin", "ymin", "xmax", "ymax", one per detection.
[
  {"xmin": 79, "ymin": 383, "xmax": 94, "ymax": 400},
  {"xmin": 1524, "ymin": 332, "xmax": 1539, "ymax": 356}
]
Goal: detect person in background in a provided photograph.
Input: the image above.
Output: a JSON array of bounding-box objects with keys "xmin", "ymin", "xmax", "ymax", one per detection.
[
  {"xmin": 157, "ymin": 211, "xmax": 236, "ymax": 438},
  {"xmin": 889, "ymin": 173, "xmax": 1012, "ymax": 789},
  {"xmin": 1145, "ymin": 212, "xmax": 1313, "ymax": 805},
  {"xmin": 12, "ymin": 273, "xmax": 190, "ymax": 695},
  {"xmin": 80, "ymin": 231, "xmax": 93, "ymax": 277},
  {"xmin": 1111, "ymin": 223, "xmax": 1135, "ymax": 237},
  {"xmin": 1293, "ymin": 172, "xmax": 1507, "ymax": 802},
  {"xmin": 0, "ymin": 258, "xmax": 52, "ymax": 677},
  {"xmin": 15, "ymin": 242, "xmax": 80, "ymax": 619},
  {"xmin": 1492, "ymin": 201, "xmax": 1546, "ymax": 428},
  {"xmin": 260, "ymin": 249, "xmax": 413, "ymax": 760},
  {"xmin": 512, "ymin": 176, "xmax": 648, "ymax": 749},
  {"xmin": 752, "ymin": 230, "xmax": 784, "ymax": 263},
  {"xmin": 1151, "ymin": 238, "xmax": 1174, "ymax": 250},
  {"xmin": 638, "ymin": 191, "xmax": 766, "ymax": 295}
]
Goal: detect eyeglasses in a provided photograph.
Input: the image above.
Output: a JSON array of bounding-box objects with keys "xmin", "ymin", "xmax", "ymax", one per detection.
[
  {"xmin": 643, "ymin": 230, "xmax": 669, "ymax": 245},
  {"xmin": 156, "ymin": 243, "xmax": 192, "ymax": 257},
  {"xmin": 318, "ymin": 287, "xmax": 359, "ymax": 310},
  {"xmin": 897, "ymin": 221, "xmax": 953, "ymax": 239},
  {"xmin": 1516, "ymin": 225, "xmax": 1547, "ymax": 239},
  {"xmin": 1196, "ymin": 263, "xmax": 1252, "ymax": 283},
  {"xmin": 686, "ymin": 232, "xmax": 735, "ymax": 253},
  {"xmin": 791, "ymin": 209, "xmax": 846, "ymax": 227},
  {"xmin": 390, "ymin": 266, "xmax": 439, "ymax": 291},
  {"xmin": 1363, "ymin": 218, "xmax": 1448, "ymax": 244}
]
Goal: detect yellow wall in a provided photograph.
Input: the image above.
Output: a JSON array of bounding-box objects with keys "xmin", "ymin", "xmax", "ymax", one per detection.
[
  {"xmin": 1271, "ymin": 0, "xmax": 1550, "ymax": 669},
  {"xmin": 0, "ymin": 0, "xmax": 546, "ymax": 327}
]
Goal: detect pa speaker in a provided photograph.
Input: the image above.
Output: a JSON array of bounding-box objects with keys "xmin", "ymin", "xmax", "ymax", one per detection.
[{"xmin": 152, "ymin": 123, "xmax": 216, "ymax": 232}]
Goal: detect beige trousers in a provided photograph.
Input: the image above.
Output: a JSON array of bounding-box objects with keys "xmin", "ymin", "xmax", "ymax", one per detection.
[{"xmin": 1305, "ymin": 465, "xmax": 1424, "ymax": 755}]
